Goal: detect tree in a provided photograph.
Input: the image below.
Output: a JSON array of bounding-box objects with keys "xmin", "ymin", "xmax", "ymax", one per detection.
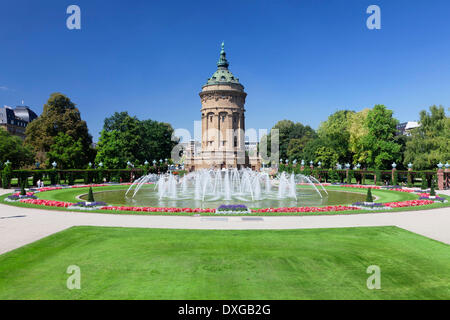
[
  {"xmin": 95, "ymin": 112, "xmax": 178, "ymax": 168},
  {"xmin": 404, "ymin": 105, "xmax": 449, "ymax": 170},
  {"xmin": 360, "ymin": 105, "xmax": 401, "ymax": 169},
  {"xmin": 317, "ymin": 110, "xmax": 354, "ymax": 164},
  {"xmin": 0, "ymin": 130, "xmax": 35, "ymax": 169},
  {"xmin": 88, "ymin": 187, "xmax": 95, "ymax": 202},
  {"xmin": 366, "ymin": 188, "xmax": 373, "ymax": 203},
  {"xmin": 46, "ymin": 133, "xmax": 85, "ymax": 169},
  {"xmin": 260, "ymin": 120, "xmax": 316, "ymax": 161},
  {"xmin": 348, "ymin": 109, "xmax": 370, "ymax": 165},
  {"xmin": 25, "ymin": 93, "xmax": 94, "ymax": 166}
]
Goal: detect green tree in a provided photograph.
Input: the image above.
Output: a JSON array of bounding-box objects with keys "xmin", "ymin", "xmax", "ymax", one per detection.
[
  {"xmin": 404, "ymin": 106, "xmax": 449, "ymax": 170},
  {"xmin": 317, "ymin": 110, "xmax": 354, "ymax": 164},
  {"xmin": 88, "ymin": 187, "xmax": 95, "ymax": 202},
  {"xmin": 0, "ymin": 130, "xmax": 35, "ymax": 169},
  {"xmin": 366, "ymin": 188, "xmax": 373, "ymax": 203},
  {"xmin": 260, "ymin": 120, "xmax": 316, "ymax": 161},
  {"xmin": 95, "ymin": 112, "xmax": 177, "ymax": 168},
  {"xmin": 46, "ymin": 133, "xmax": 85, "ymax": 169},
  {"xmin": 25, "ymin": 93, "xmax": 94, "ymax": 166},
  {"xmin": 361, "ymin": 105, "xmax": 401, "ymax": 169},
  {"xmin": 348, "ymin": 109, "xmax": 370, "ymax": 165}
]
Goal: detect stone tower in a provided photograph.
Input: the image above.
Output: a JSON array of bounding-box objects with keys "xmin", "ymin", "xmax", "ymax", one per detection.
[{"xmin": 185, "ymin": 43, "xmax": 260, "ymax": 170}]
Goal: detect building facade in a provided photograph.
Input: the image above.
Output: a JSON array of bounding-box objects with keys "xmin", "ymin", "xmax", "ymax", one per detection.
[
  {"xmin": 0, "ymin": 106, "xmax": 38, "ymax": 139},
  {"xmin": 396, "ymin": 121, "xmax": 420, "ymax": 136},
  {"xmin": 185, "ymin": 43, "xmax": 260, "ymax": 171}
]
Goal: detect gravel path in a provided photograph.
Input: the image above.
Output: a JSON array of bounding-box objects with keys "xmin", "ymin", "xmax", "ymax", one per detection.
[{"xmin": 0, "ymin": 188, "xmax": 449, "ymax": 255}]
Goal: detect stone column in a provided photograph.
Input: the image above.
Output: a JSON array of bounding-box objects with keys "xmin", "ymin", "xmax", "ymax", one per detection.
[
  {"xmin": 437, "ymin": 168, "xmax": 444, "ymax": 190},
  {"xmin": 445, "ymin": 167, "xmax": 450, "ymax": 189}
]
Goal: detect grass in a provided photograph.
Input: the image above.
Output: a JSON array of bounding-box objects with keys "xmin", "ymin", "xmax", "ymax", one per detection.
[
  {"xmin": 1, "ymin": 185, "xmax": 448, "ymax": 216},
  {"xmin": 0, "ymin": 226, "xmax": 448, "ymax": 300}
]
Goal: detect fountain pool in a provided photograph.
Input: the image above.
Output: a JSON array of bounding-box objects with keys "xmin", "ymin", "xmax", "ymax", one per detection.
[{"xmin": 81, "ymin": 169, "xmax": 366, "ymax": 208}]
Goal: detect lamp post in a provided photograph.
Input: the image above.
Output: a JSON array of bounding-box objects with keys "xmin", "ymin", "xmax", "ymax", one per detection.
[
  {"xmin": 317, "ymin": 161, "xmax": 322, "ymax": 168},
  {"xmin": 144, "ymin": 160, "xmax": 149, "ymax": 166},
  {"xmin": 310, "ymin": 160, "xmax": 314, "ymax": 170},
  {"xmin": 52, "ymin": 161, "xmax": 57, "ymax": 169}
]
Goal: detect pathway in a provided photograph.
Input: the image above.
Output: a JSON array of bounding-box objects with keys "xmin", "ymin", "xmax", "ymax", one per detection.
[{"xmin": 0, "ymin": 189, "xmax": 449, "ymax": 255}]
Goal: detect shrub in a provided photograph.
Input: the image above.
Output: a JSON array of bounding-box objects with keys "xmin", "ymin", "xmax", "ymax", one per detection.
[
  {"xmin": 2, "ymin": 163, "xmax": 12, "ymax": 189},
  {"xmin": 407, "ymin": 172, "xmax": 413, "ymax": 188},
  {"xmin": 328, "ymin": 169, "xmax": 338, "ymax": 183},
  {"xmin": 68, "ymin": 172, "xmax": 75, "ymax": 185},
  {"xmin": 347, "ymin": 170, "xmax": 354, "ymax": 184},
  {"xmin": 421, "ymin": 173, "xmax": 428, "ymax": 190},
  {"xmin": 20, "ymin": 180, "xmax": 26, "ymax": 196},
  {"xmin": 430, "ymin": 179, "xmax": 436, "ymax": 196},
  {"xmin": 88, "ymin": 187, "xmax": 95, "ymax": 202},
  {"xmin": 375, "ymin": 170, "xmax": 382, "ymax": 186},
  {"xmin": 302, "ymin": 167, "xmax": 311, "ymax": 176},
  {"xmin": 49, "ymin": 170, "xmax": 58, "ymax": 185},
  {"xmin": 366, "ymin": 188, "xmax": 373, "ymax": 203}
]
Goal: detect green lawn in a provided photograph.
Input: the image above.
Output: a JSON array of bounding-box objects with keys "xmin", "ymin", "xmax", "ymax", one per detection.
[{"xmin": 0, "ymin": 226, "xmax": 448, "ymax": 300}]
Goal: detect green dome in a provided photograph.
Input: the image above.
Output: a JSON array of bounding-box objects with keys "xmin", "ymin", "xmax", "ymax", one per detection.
[{"xmin": 204, "ymin": 42, "xmax": 242, "ymax": 87}]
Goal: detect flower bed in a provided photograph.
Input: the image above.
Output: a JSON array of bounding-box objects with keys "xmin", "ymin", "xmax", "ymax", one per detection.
[
  {"xmin": 251, "ymin": 205, "xmax": 359, "ymax": 213},
  {"xmin": 383, "ymin": 200, "xmax": 434, "ymax": 208},
  {"xmin": 67, "ymin": 201, "xmax": 108, "ymax": 210},
  {"xmin": 4, "ymin": 183, "xmax": 443, "ymax": 214},
  {"xmin": 216, "ymin": 204, "xmax": 251, "ymax": 214},
  {"xmin": 99, "ymin": 206, "xmax": 216, "ymax": 213},
  {"xmin": 20, "ymin": 199, "xmax": 73, "ymax": 208},
  {"xmin": 351, "ymin": 202, "xmax": 391, "ymax": 210}
]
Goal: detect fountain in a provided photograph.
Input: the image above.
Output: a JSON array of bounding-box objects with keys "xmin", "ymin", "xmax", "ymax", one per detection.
[{"xmin": 125, "ymin": 168, "xmax": 327, "ymax": 206}]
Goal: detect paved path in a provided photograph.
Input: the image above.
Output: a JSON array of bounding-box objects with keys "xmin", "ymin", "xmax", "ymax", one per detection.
[{"xmin": 0, "ymin": 189, "xmax": 449, "ymax": 255}]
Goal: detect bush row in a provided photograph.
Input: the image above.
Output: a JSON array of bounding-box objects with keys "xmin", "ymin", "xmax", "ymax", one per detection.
[{"xmin": 1, "ymin": 166, "xmax": 187, "ymax": 188}]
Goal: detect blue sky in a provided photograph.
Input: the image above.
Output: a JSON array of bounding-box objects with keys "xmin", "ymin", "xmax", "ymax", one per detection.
[{"xmin": 1, "ymin": 0, "xmax": 449, "ymax": 142}]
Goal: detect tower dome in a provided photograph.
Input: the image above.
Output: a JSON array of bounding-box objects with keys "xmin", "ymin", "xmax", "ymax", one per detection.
[{"xmin": 204, "ymin": 42, "xmax": 243, "ymax": 89}]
